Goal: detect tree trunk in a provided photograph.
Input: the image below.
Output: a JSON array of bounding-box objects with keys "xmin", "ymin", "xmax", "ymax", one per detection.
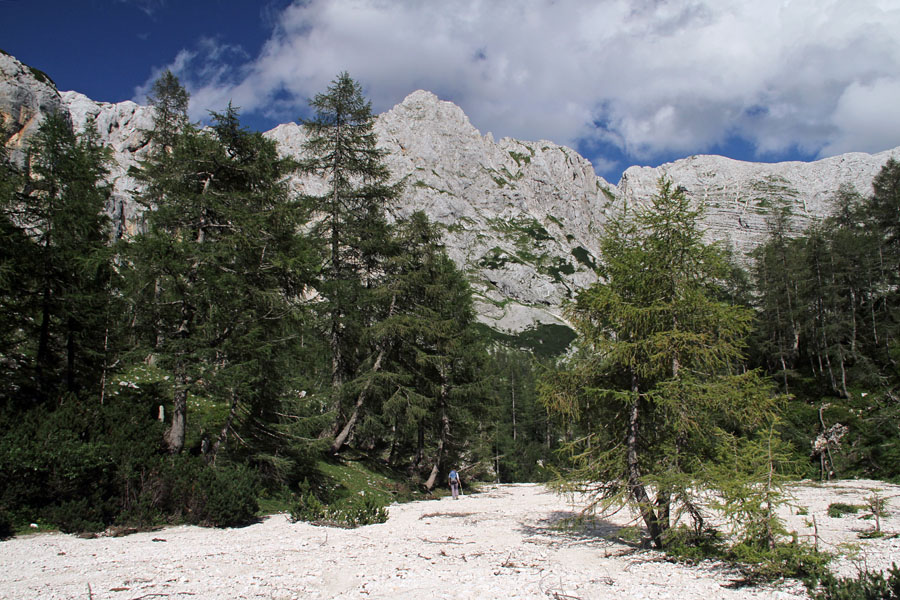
[
  {"xmin": 511, "ymin": 369, "xmax": 517, "ymax": 442},
  {"xmin": 165, "ymin": 361, "xmax": 187, "ymax": 453},
  {"xmin": 36, "ymin": 283, "xmax": 52, "ymax": 398},
  {"xmin": 329, "ymin": 121, "xmax": 345, "ymax": 429},
  {"xmin": 330, "ymin": 295, "xmax": 396, "ymax": 454},
  {"xmin": 204, "ymin": 389, "xmax": 238, "ymax": 464},
  {"xmin": 424, "ymin": 369, "xmax": 451, "ymax": 491},
  {"xmin": 414, "ymin": 421, "xmax": 425, "ymax": 469},
  {"xmin": 65, "ymin": 316, "xmax": 76, "ymax": 393},
  {"xmin": 626, "ymin": 374, "xmax": 664, "ymax": 549}
]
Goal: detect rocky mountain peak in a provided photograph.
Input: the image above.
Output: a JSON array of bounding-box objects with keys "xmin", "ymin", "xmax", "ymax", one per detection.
[
  {"xmin": 3, "ymin": 49, "xmax": 899, "ymax": 336},
  {"xmin": 0, "ymin": 51, "xmax": 65, "ymax": 164}
]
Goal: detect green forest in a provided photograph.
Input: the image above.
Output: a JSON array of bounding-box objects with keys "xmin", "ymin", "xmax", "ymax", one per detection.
[{"xmin": 1, "ymin": 69, "xmax": 899, "ymax": 559}]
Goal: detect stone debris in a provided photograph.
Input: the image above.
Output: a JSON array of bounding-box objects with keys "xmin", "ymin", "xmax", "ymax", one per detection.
[{"xmin": 1, "ymin": 481, "xmax": 898, "ymax": 600}]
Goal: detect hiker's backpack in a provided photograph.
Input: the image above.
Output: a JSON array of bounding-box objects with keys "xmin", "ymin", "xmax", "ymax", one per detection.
[{"xmin": 449, "ymin": 470, "xmax": 458, "ymax": 482}]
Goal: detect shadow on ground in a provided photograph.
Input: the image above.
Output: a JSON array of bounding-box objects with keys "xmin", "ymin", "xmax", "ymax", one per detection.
[{"xmin": 518, "ymin": 508, "xmax": 649, "ymax": 550}]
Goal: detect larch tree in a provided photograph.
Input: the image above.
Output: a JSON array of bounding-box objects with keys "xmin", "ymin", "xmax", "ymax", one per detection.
[
  {"xmin": 299, "ymin": 72, "xmax": 397, "ymax": 442},
  {"xmin": 2, "ymin": 112, "xmax": 114, "ymax": 403},
  {"xmin": 541, "ymin": 178, "xmax": 783, "ymax": 549},
  {"xmin": 130, "ymin": 72, "xmax": 315, "ymax": 456}
]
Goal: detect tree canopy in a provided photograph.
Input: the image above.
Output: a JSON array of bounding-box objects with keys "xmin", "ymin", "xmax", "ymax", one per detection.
[{"xmin": 541, "ymin": 178, "xmax": 784, "ymax": 549}]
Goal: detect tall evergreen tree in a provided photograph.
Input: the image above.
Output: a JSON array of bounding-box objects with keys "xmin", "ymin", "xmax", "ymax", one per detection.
[
  {"xmin": 482, "ymin": 347, "xmax": 555, "ymax": 483},
  {"xmin": 0, "ymin": 113, "xmax": 114, "ymax": 403},
  {"xmin": 130, "ymin": 74, "xmax": 315, "ymax": 456},
  {"xmin": 0, "ymin": 142, "xmax": 27, "ymax": 399},
  {"xmin": 750, "ymin": 201, "xmax": 804, "ymax": 389},
  {"xmin": 352, "ymin": 213, "xmax": 487, "ymax": 486},
  {"xmin": 541, "ymin": 178, "xmax": 782, "ymax": 549},
  {"xmin": 145, "ymin": 70, "xmax": 189, "ymax": 154},
  {"xmin": 299, "ymin": 72, "xmax": 397, "ymax": 438}
]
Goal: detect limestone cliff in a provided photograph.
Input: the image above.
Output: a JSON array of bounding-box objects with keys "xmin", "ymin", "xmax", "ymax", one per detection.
[
  {"xmin": 3, "ymin": 51, "xmax": 899, "ymax": 333},
  {"xmin": 0, "ymin": 50, "xmax": 66, "ymax": 165}
]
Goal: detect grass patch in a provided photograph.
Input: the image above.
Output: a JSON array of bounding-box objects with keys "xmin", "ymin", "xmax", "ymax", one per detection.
[
  {"xmin": 478, "ymin": 247, "xmax": 524, "ymax": 270},
  {"xmin": 508, "ymin": 150, "xmax": 531, "ymax": 167},
  {"xmin": 315, "ymin": 457, "xmax": 419, "ymax": 506},
  {"xmin": 540, "ymin": 256, "xmax": 576, "ymax": 284},
  {"xmin": 488, "ymin": 216, "xmax": 553, "ymax": 245},
  {"xmin": 413, "ymin": 180, "xmax": 454, "ymax": 196},
  {"xmin": 600, "ymin": 185, "xmax": 616, "ymax": 201},
  {"xmin": 546, "ymin": 214, "xmax": 564, "ymax": 228}
]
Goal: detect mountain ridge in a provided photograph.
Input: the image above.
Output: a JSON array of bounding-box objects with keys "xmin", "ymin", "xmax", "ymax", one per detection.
[{"xmin": 2, "ymin": 50, "xmax": 898, "ymax": 333}]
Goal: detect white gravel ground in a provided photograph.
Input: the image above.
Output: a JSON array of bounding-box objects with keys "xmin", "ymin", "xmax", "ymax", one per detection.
[{"xmin": 1, "ymin": 480, "xmax": 898, "ymax": 600}]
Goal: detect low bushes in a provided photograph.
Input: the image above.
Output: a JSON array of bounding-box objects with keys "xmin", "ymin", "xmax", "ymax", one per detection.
[
  {"xmin": 815, "ymin": 564, "xmax": 900, "ymax": 600},
  {"xmin": 0, "ymin": 392, "xmax": 260, "ymax": 533},
  {"xmin": 289, "ymin": 492, "xmax": 388, "ymax": 528}
]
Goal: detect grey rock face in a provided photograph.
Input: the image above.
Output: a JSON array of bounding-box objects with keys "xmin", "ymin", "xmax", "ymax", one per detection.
[
  {"xmin": 619, "ymin": 151, "xmax": 899, "ymax": 257},
  {"xmin": 62, "ymin": 91, "xmax": 155, "ymax": 238},
  {"xmin": 3, "ymin": 51, "xmax": 899, "ymax": 332},
  {"xmin": 0, "ymin": 52, "xmax": 65, "ymax": 165},
  {"xmin": 267, "ymin": 90, "xmax": 614, "ymax": 331}
]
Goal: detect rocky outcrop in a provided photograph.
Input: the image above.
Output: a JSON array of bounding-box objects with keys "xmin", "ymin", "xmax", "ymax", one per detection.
[
  {"xmin": 0, "ymin": 51, "xmax": 65, "ymax": 165},
  {"xmin": 3, "ymin": 50, "xmax": 899, "ymax": 332},
  {"xmin": 268, "ymin": 90, "xmax": 615, "ymax": 331},
  {"xmin": 62, "ymin": 91, "xmax": 154, "ymax": 238},
  {"xmin": 619, "ymin": 151, "xmax": 898, "ymax": 256}
]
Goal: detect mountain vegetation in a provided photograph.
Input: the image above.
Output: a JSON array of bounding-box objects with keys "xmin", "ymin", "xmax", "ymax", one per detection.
[
  {"xmin": 0, "ymin": 72, "xmax": 564, "ymax": 533},
  {"xmin": 0, "ymin": 65, "xmax": 898, "ymax": 592}
]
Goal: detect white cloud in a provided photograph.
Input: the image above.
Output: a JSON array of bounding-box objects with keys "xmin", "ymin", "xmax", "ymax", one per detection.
[
  {"xmin": 135, "ymin": 0, "xmax": 900, "ymax": 168},
  {"xmin": 820, "ymin": 78, "xmax": 900, "ymax": 157}
]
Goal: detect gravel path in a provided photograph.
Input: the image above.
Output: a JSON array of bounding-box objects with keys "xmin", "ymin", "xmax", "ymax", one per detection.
[{"xmin": 2, "ymin": 481, "xmax": 898, "ymax": 599}]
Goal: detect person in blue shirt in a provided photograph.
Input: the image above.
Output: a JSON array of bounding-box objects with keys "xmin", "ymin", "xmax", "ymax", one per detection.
[{"xmin": 448, "ymin": 469, "xmax": 461, "ymax": 499}]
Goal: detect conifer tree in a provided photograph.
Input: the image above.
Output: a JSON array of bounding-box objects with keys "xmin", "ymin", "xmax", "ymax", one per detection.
[
  {"xmin": 353, "ymin": 212, "xmax": 486, "ymax": 484},
  {"xmin": 0, "ymin": 113, "xmax": 113, "ymax": 402},
  {"xmin": 130, "ymin": 73, "xmax": 314, "ymax": 456},
  {"xmin": 542, "ymin": 178, "xmax": 783, "ymax": 549},
  {"xmin": 145, "ymin": 70, "xmax": 189, "ymax": 154},
  {"xmin": 750, "ymin": 201, "xmax": 803, "ymax": 390},
  {"xmin": 299, "ymin": 72, "xmax": 397, "ymax": 439},
  {"xmin": 0, "ymin": 142, "xmax": 32, "ymax": 402},
  {"xmin": 483, "ymin": 347, "xmax": 554, "ymax": 482}
]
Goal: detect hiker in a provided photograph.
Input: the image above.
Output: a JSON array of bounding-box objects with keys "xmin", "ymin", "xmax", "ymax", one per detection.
[{"xmin": 448, "ymin": 468, "xmax": 461, "ymax": 500}]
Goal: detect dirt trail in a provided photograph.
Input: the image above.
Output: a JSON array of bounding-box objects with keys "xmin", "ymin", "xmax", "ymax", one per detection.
[{"xmin": 1, "ymin": 481, "xmax": 898, "ymax": 599}]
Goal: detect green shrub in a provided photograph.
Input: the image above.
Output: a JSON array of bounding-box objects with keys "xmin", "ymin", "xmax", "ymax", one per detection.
[
  {"xmin": 728, "ymin": 540, "xmax": 830, "ymax": 584},
  {"xmin": 289, "ymin": 493, "xmax": 329, "ymax": 523},
  {"xmin": 332, "ymin": 495, "xmax": 388, "ymax": 527},
  {"xmin": 815, "ymin": 564, "xmax": 900, "ymax": 600},
  {"xmin": 46, "ymin": 497, "xmax": 109, "ymax": 534},
  {"xmin": 828, "ymin": 503, "xmax": 863, "ymax": 518},
  {"xmin": 177, "ymin": 461, "xmax": 259, "ymax": 528},
  {"xmin": 289, "ymin": 492, "xmax": 388, "ymax": 528},
  {"xmin": 662, "ymin": 525, "xmax": 726, "ymax": 561},
  {"xmin": 203, "ymin": 464, "xmax": 259, "ymax": 527}
]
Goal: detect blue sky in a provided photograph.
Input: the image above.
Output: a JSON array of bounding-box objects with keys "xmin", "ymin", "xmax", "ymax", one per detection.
[{"xmin": 3, "ymin": 0, "xmax": 899, "ymax": 184}]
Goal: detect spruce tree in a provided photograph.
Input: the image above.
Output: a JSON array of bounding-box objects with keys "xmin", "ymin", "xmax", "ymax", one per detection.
[
  {"xmin": 750, "ymin": 201, "xmax": 803, "ymax": 390},
  {"xmin": 145, "ymin": 70, "xmax": 189, "ymax": 154},
  {"xmin": 0, "ymin": 113, "xmax": 114, "ymax": 403},
  {"xmin": 130, "ymin": 74, "xmax": 314, "ymax": 456},
  {"xmin": 0, "ymin": 142, "xmax": 31, "ymax": 402},
  {"xmin": 369, "ymin": 213, "xmax": 486, "ymax": 487},
  {"xmin": 299, "ymin": 72, "xmax": 397, "ymax": 440},
  {"xmin": 541, "ymin": 178, "xmax": 783, "ymax": 549}
]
